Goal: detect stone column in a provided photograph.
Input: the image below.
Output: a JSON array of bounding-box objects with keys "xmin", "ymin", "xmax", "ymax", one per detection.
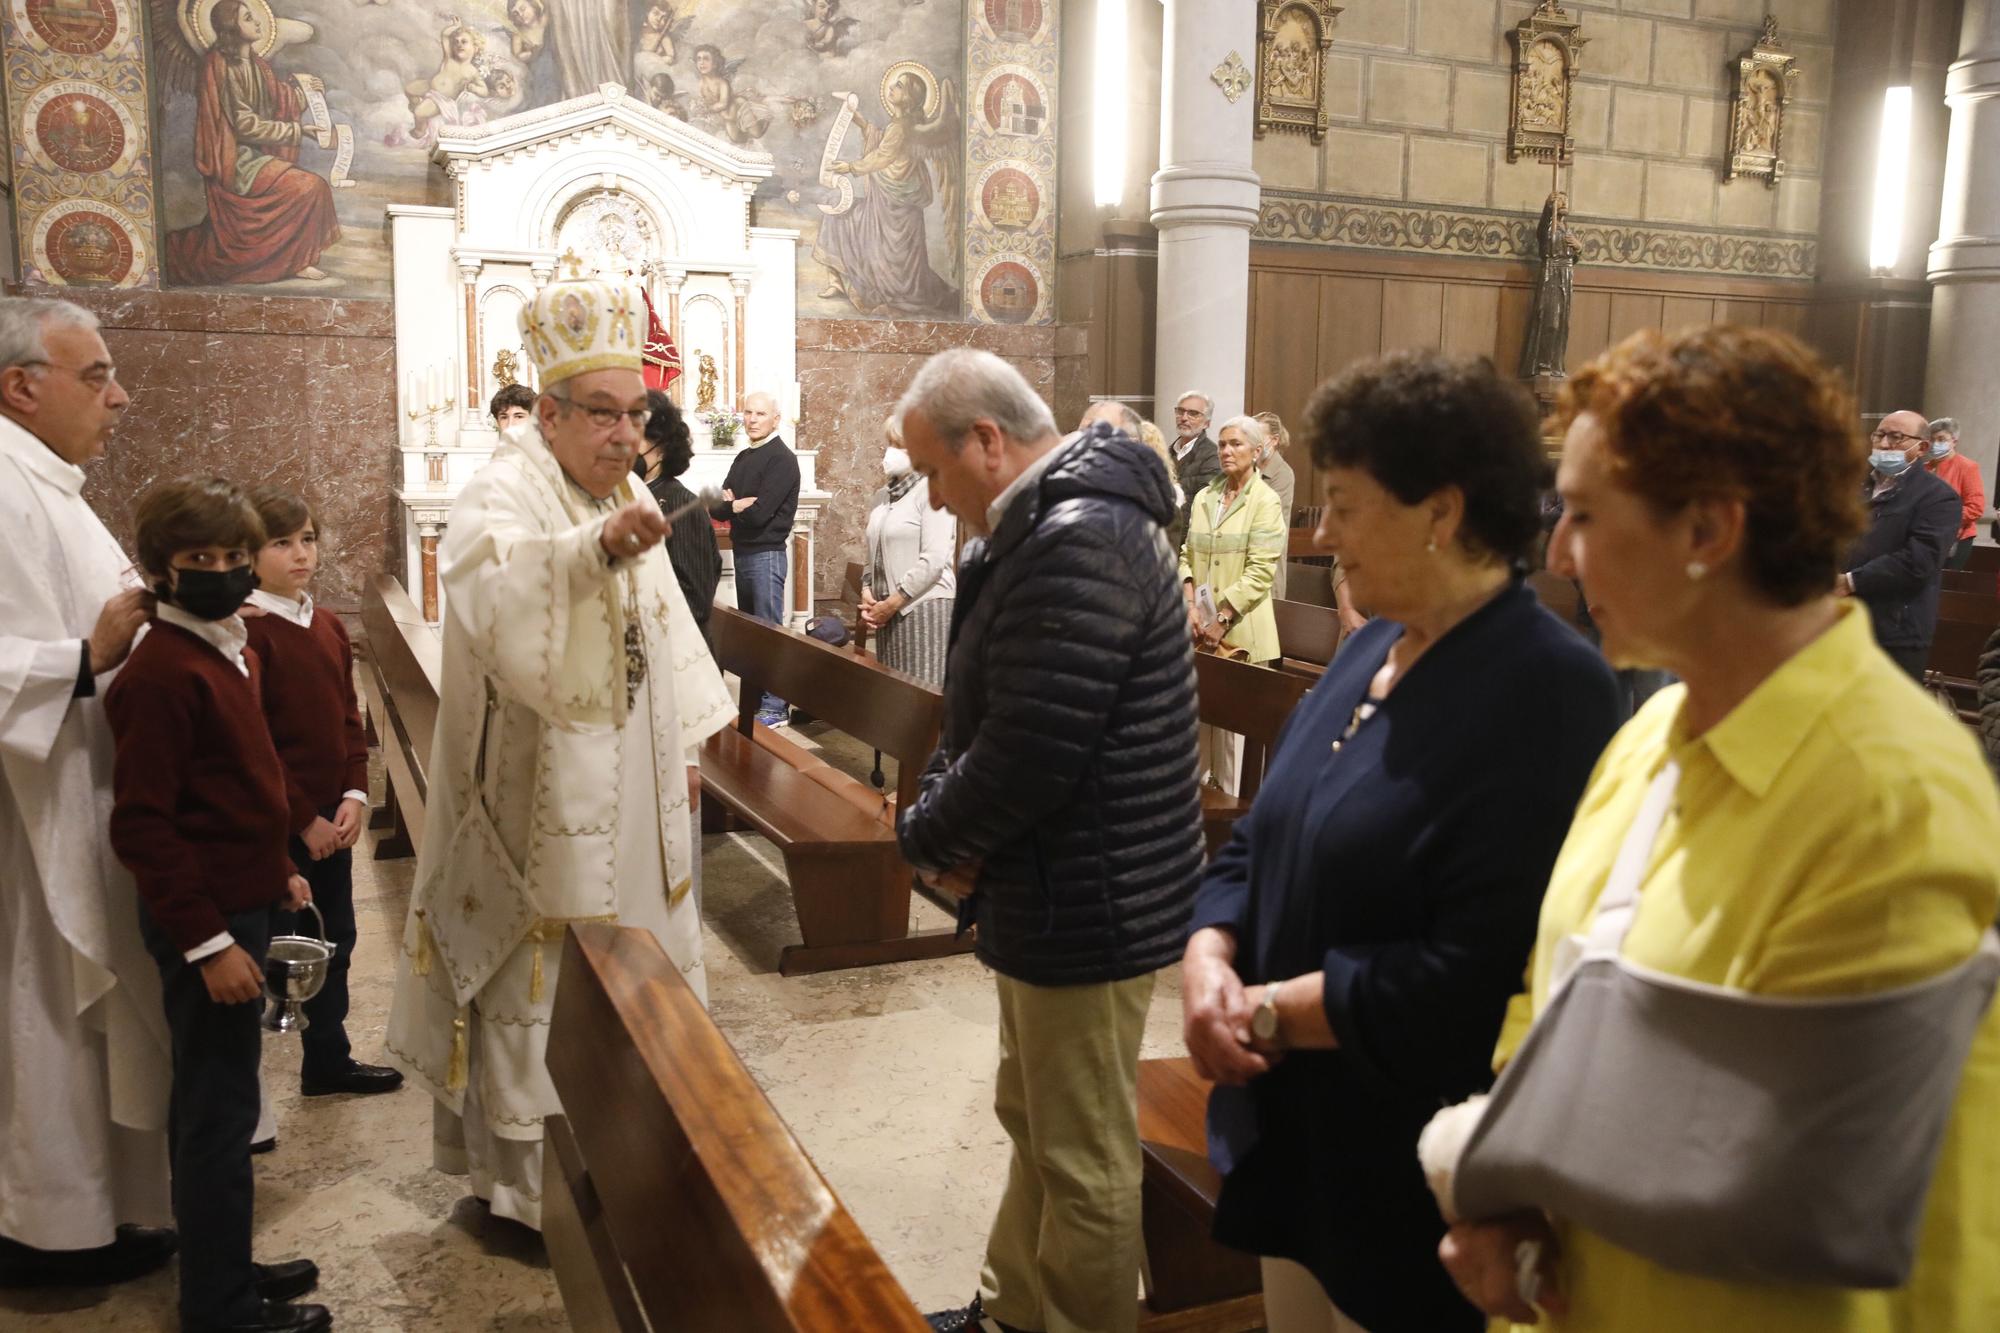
[
  {"xmin": 1150, "ymin": 0, "xmax": 1259, "ymax": 423},
  {"xmin": 1927, "ymin": 0, "xmax": 2000, "ymax": 505}
]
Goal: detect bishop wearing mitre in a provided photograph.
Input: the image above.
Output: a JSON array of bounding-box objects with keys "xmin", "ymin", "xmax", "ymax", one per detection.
[{"xmin": 385, "ymin": 276, "xmax": 733, "ymax": 1230}]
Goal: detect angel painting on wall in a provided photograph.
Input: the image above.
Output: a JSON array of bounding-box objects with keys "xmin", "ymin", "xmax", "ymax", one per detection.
[
  {"xmin": 811, "ymin": 67, "xmax": 960, "ymax": 316},
  {"xmin": 803, "ymin": 0, "xmax": 860, "ymax": 55},
  {"xmin": 155, "ymin": 0, "xmax": 340, "ymax": 284},
  {"xmin": 638, "ymin": 3, "xmax": 690, "ymax": 62},
  {"xmin": 397, "ymin": 19, "xmax": 498, "ymax": 146},
  {"xmin": 691, "ymin": 43, "xmax": 773, "ymax": 144}
]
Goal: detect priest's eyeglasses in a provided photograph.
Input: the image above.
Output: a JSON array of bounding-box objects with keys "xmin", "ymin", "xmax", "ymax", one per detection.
[
  {"xmin": 17, "ymin": 359, "xmax": 118, "ymax": 392},
  {"xmin": 550, "ymin": 395, "xmax": 650, "ymax": 431}
]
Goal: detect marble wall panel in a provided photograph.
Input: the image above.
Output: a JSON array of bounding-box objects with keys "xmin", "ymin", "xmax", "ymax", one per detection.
[
  {"xmin": 797, "ymin": 315, "xmax": 1086, "ymax": 602},
  {"xmin": 62, "ymin": 291, "xmax": 397, "ymax": 612}
]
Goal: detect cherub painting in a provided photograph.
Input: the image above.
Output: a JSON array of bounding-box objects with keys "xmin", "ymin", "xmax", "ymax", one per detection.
[
  {"xmin": 401, "ymin": 18, "xmax": 495, "ymax": 145},
  {"xmin": 802, "ymin": 0, "xmax": 859, "ymax": 55},
  {"xmin": 646, "ymin": 71, "xmax": 688, "ymax": 120},
  {"xmin": 692, "ymin": 43, "xmax": 773, "ymax": 144},
  {"xmin": 638, "ymin": 3, "xmax": 690, "ymax": 61},
  {"xmin": 506, "ymin": 0, "xmax": 545, "ymax": 64},
  {"xmin": 811, "ymin": 69, "xmax": 960, "ymax": 315}
]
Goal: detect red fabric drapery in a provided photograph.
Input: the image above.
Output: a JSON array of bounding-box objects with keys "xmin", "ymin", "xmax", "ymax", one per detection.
[{"xmin": 641, "ymin": 288, "xmax": 682, "ymax": 391}]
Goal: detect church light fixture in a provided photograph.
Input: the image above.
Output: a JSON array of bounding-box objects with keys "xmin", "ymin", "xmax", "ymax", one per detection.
[
  {"xmin": 1870, "ymin": 86, "xmax": 1913, "ymax": 272},
  {"xmin": 1093, "ymin": 0, "xmax": 1127, "ymax": 207}
]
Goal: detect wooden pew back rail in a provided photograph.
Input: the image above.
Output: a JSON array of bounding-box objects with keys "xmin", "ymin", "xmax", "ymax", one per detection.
[{"xmin": 546, "ymin": 924, "xmax": 931, "ymax": 1332}]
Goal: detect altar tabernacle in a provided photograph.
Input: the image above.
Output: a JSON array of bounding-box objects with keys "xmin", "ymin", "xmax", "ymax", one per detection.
[{"xmin": 383, "ymin": 276, "xmax": 733, "ymax": 1230}]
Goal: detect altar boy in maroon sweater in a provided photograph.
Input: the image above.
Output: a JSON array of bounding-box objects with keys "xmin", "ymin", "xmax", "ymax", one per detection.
[
  {"xmin": 243, "ymin": 486, "xmax": 401, "ymax": 1099},
  {"xmin": 106, "ymin": 478, "xmax": 329, "ymax": 1333}
]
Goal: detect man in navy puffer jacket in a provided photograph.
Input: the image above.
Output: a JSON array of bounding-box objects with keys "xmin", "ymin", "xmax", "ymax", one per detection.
[{"xmin": 896, "ymin": 349, "xmax": 1202, "ymax": 1333}]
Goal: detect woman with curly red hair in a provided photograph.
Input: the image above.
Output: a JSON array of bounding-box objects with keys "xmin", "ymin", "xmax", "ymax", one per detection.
[{"xmin": 1434, "ymin": 326, "xmax": 2000, "ymax": 1332}]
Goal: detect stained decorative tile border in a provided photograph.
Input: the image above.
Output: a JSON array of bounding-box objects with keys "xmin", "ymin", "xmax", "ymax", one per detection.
[{"xmin": 1255, "ymin": 193, "xmax": 1818, "ymax": 280}]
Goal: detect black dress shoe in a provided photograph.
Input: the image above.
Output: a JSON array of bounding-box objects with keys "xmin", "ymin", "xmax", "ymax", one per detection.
[
  {"xmin": 202, "ymin": 1299, "xmax": 331, "ymax": 1332},
  {"xmin": 301, "ymin": 1061, "xmax": 404, "ymax": 1097},
  {"xmin": 0, "ymin": 1224, "xmax": 178, "ymax": 1287},
  {"xmin": 254, "ymin": 1258, "xmax": 319, "ymax": 1303},
  {"xmin": 250, "ymin": 1137, "xmax": 277, "ymax": 1155}
]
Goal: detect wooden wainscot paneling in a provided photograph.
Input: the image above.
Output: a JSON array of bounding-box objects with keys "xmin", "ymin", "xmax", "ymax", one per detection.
[{"xmin": 1244, "ymin": 242, "xmax": 1820, "ymax": 434}]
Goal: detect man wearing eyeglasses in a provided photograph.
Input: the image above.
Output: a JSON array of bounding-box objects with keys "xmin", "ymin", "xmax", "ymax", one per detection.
[
  {"xmin": 1170, "ymin": 391, "xmax": 1222, "ymax": 550},
  {"xmin": 385, "ymin": 278, "xmax": 734, "ymax": 1231},
  {"xmin": 1839, "ymin": 409, "xmax": 1962, "ymax": 680},
  {"xmin": 0, "ymin": 297, "xmax": 182, "ymax": 1288}
]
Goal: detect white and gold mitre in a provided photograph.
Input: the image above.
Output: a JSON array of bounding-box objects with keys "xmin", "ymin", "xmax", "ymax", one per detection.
[{"xmin": 518, "ymin": 278, "xmax": 645, "ymax": 388}]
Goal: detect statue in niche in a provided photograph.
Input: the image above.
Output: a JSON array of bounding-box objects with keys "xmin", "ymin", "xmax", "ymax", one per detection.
[
  {"xmin": 1738, "ymin": 68, "xmax": 1779, "ymax": 155},
  {"xmin": 696, "ymin": 353, "xmax": 719, "ymax": 411},
  {"xmin": 1519, "ymin": 191, "xmax": 1581, "ymax": 382}
]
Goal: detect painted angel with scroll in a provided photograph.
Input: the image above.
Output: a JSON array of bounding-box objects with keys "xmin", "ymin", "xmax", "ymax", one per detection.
[
  {"xmin": 811, "ymin": 69, "xmax": 960, "ymax": 316},
  {"xmin": 154, "ymin": 0, "xmax": 340, "ymax": 284}
]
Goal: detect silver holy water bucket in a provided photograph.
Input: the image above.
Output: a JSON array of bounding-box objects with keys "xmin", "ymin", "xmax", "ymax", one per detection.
[{"xmin": 262, "ymin": 901, "xmax": 332, "ymax": 1034}]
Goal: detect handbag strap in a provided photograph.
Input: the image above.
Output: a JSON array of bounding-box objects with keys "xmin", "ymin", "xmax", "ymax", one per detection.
[{"xmin": 1581, "ymin": 758, "xmax": 1681, "ymax": 959}]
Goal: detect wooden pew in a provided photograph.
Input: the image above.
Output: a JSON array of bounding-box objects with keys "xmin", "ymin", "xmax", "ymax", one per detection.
[
  {"xmin": 702, "ymin": 605, "xmax": 973, "ymax": 975},
  {"xmin": 1271, "ymin": 597, "xmax": 1341, "ymax": 679},
  {"xmin": 1196, "ymin": 652, "xmax": 1311, "ymax": 857},
  {"xmin": 357, "ymin": 575, "xmax": 441, "ymax": 860},
  {"xmin": 1136, "ymin": 1057, "xmax": 1264, "ymax": 1332},
  {"xmin": 544, "ymin": 924, "xmax": 931, "ymax": 1332}
]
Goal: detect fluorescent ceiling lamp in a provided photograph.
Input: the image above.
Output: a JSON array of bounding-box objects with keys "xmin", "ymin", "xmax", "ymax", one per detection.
[
  {"xmin": 1870, "ymin": 86, "xmax": 1913, "ymax": 271},
  {"xmin": 1093, "ymin": 0, "xmax": 1127, "ymax": 208}
]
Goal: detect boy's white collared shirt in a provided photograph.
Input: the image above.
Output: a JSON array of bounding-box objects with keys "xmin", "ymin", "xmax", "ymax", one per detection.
[
  {"xmin": 246, "ymin": 587, "xmax": 313, "ymax": 627},
  {"xmin": 154, "ymin": 602, "xmax": 249, "ymax": 677}
]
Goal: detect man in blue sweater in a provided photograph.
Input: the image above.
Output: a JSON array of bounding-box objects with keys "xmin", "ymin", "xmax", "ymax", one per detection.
[{"xmin": 711, "ymin": 391, "xmax": 800, "ymax": 726}]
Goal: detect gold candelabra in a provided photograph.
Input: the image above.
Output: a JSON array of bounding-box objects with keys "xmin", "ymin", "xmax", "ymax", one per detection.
[{"xmin": 407, "ymin": 389, "xmax": 457, "ymax": 447}]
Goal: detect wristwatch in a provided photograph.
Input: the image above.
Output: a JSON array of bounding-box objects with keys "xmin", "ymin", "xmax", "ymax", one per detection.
[{"xmin": 1251, "ymin": 979, "xmax": 1286, "ymax": 1046}]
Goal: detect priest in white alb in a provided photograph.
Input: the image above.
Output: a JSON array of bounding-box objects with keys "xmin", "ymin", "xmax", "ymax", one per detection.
[
  {"xmin": 0, "ymin": 298, "xmax": 176, "ymax": 1286},
  {"xmin": 385, "ymin": 276, "xmax": 732, "ymax": 1230}
]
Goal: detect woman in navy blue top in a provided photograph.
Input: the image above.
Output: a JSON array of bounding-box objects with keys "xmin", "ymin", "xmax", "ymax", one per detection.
[{"xmin": 1181, "ymin": 353, "xmax": 1623, "ymax": 1333}]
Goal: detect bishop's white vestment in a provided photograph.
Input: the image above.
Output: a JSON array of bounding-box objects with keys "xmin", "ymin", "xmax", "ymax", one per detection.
[
  {"xmin": 0, "ymin": 417, "xmax": 172, "ymax": 1250},
  {"xmin": 385, "ymin": 424, "xmax": 732, "ymax": 1229}
]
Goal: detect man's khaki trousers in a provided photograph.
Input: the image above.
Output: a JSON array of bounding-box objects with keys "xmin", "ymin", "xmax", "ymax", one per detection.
[{"xmin": 979, "ymin": 970, "xmax": 1155, "ymax": 1333}]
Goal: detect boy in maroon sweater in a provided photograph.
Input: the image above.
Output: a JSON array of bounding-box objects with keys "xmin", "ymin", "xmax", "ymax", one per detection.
[
  {"xmin": 244, "ymin": 486, "xmax": 401, "ymax": 1099},
  {"xmin": 105, "ymin": 478, "xmax": 330, "ymax": 1333}
]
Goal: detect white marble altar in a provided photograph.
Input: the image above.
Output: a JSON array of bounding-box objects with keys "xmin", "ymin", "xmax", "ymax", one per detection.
[{"xmin": 388, "ymin": 83, "xmax": 826, "ymax": 625}]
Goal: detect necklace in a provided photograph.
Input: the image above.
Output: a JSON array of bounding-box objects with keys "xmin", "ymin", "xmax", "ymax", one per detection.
[{"xmin": 1332, "ymin": 699, "xmax": 1377, "ymax": 754}]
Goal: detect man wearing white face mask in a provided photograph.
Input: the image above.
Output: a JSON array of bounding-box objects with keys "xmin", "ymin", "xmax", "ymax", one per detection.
[
  {"xmin": 861, "ymin": 419, "xmax": 956, "ymax": 686},
  {"xmin": 1838, "ymin": 409, "xmax": 1962, "ymax": 679}
]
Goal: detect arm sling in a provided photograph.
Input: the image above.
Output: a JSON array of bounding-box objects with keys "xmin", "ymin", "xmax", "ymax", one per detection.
[{"xmin": 1420, "ymin": 759, "xmax": 2000, "ymax": 1288}]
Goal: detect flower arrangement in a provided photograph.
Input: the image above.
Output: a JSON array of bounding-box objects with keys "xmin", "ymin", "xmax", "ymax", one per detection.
[{"xmin": 702, "ymin": 409, "xmax": 744, "ymax": 448}]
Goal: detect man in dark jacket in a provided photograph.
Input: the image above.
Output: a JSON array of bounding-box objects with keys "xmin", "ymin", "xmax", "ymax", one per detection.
[
  {"xmin": 896, "ymin": 349, "xmax": 1202, "ymax": 1333},
  {"xmin": 709, "ymin": 391, "xmax": 800, "ymax": 725},
  {"xmin": 1841, "ymin": 409, "xmax": 1961, "ymax": 679},
  {"xmin": 1170, "ymin": 389, "xmax": 1221, "ymax": 550}
]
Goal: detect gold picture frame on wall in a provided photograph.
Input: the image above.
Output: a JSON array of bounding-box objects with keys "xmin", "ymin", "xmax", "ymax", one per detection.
[
  {"xmin": 1255, "ymin": 0, "xmax": 1343, "ymax": 143},
  {"xmin": 1507, "ymin": 1, "xmax": 1586, "ymax": 165},
  {"xmin": 1726, "ymin": 16, "xmax": 1800, "ymax": 186}
]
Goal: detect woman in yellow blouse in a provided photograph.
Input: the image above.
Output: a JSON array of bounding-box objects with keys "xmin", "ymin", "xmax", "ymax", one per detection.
[
  {"xmin": 1438, "ymin": 326, "xmax": 2000, "ymax": 1331},
  {"xmin": 1179, "ymin": 415, "xmax": 1286, "ymax": 664}
]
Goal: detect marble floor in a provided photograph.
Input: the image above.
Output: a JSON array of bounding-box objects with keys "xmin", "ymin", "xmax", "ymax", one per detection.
[{"xmin": 5, "ymin": 723, "xmax": 1193, "ymax": 1330}]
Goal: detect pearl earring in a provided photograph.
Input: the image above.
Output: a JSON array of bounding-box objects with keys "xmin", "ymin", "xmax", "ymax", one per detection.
[
  {"xmin": 1426, "ymin": 538, "xmax": 1439, "ymax": 554},
  {"xmin": 1686, "ymin": 561, "xmax": 1708, "ymax": 581}
]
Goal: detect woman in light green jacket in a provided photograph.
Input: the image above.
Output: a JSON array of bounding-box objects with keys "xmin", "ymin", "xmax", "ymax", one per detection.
[{"xmin": 1180, "ymin": 414, "xmax": 1287, "ymax": 665}]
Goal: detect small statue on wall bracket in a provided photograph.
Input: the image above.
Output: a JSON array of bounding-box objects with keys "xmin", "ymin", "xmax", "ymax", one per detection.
[
  {"xmin": 1508, "ymin": 1, "xmax": 1586, "ymax": 165},
  {"xmin": 1520, "ymin": 173, "xmax": 1582, "ymax": 401},
  {"xmin": 492, "ymin": 347, "xmax": 521, "ymax": 388},
  {"xmin": 1255, "ymin": 0, "xmax": 1343, "ymax": 144},
  {"xmin": 1726, "ymin": 16, "xmax": 1800, "ymax": 186}
]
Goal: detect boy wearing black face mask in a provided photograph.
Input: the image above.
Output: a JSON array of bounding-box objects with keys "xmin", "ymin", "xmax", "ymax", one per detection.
[{"xmin": 105, "ymin": 477, "xmax": 331, "ymax": 1333}]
